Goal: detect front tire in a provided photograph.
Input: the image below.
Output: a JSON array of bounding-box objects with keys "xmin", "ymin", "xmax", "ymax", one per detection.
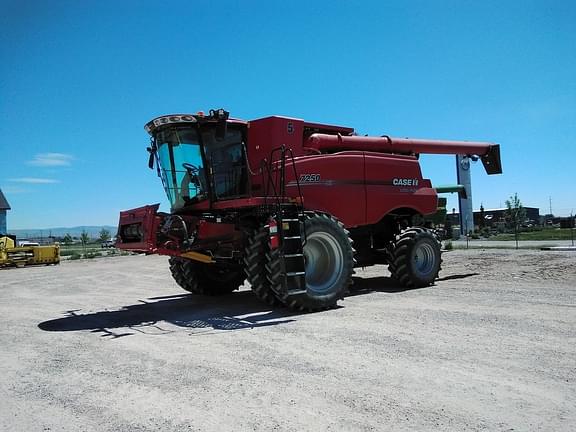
[
  {"xmin": 169, "ymin": 257, "xmax": 244, "ymax": 295},
  {"xmin": 244, "ymin": 227, "xmax": 282, "ymax": 306},
  {"xmin": 389, "ymin": 227, "xmax": 442, "ymax": 287}
]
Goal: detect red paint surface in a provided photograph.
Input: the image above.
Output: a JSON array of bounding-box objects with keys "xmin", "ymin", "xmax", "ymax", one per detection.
[{"xmin": 118, "ymin": 112, "xmax": 501, "ymax": 252}]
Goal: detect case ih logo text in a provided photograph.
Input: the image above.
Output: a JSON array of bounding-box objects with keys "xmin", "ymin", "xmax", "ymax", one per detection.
[{"xmin": 393, "ymin": 178, "xmax": 419, "ymax": 186}]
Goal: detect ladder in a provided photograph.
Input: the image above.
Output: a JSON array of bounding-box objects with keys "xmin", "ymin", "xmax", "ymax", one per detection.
[
  {"xmin": 261, "ymin": 146, "xmax": 308, "ymax": 298},
  {"xmin": 276, "ymin": 204, "xmax": 307, "ymax": 297}
]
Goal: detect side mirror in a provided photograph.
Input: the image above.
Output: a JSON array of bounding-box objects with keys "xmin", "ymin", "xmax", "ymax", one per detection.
[{"xmin": 147, "ymin": 147, "xmax": 155, "ymax": 169}]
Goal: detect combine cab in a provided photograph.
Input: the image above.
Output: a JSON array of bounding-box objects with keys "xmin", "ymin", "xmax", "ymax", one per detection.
[{"xmin": 117, "ymin": 109, "xmax": 502, "ymax": 311}]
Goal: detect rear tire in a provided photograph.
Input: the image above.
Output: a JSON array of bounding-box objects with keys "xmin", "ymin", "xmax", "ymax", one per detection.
[
  {"xmin": 169, "ymin": 257, "xmax": 244, "ymax": 295},
  {"xmin": 267, "ymin": 212, "xmax": 354, "ymax": 312},
  {"xmin": 389, "ymin": 227, "xmax": 442, "ymax": 287}
]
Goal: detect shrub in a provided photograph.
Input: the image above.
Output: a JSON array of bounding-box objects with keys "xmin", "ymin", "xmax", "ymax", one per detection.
[
  {"xmin": 69, "ymin": 253, "xmax": 81, "ymax": 260},
  {"xmin": 444, "ymin": 240, "xmax": 453, "ymax": 250}
]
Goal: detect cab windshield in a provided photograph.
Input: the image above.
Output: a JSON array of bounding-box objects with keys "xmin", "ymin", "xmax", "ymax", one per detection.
[
  {"xmin": 154, "ymin": 125, "xmax": 247, "ymax": 210},
  {"xmin": 155, "ymin": 127, "xmax": 206, "ymax": 210}
]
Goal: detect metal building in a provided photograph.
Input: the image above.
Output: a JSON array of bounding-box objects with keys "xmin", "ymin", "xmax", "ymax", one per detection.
[{"xmin": 0, "ymin": 188, "xmax": 10, "ymax": 235}]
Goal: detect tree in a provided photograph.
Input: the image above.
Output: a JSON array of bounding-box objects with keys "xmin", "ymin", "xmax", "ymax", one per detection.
[
  {"xmin": 505, "ymin": 193, "xmax": 526, "ymax": 249},
  {"xmin": 99, "ymin": 228, "xmax": 111, "ymax": 242},
  {"xmin": 63, "ymin": 233, "xmax": 73, "ymax": 245},
  {"xmin": 80, "ymin": 230, "xmax": 90, "ymax": 256}
]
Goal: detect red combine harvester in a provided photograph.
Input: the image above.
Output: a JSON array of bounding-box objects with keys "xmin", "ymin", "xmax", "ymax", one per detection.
[{"xmin": 117, "ymin": 109, "xmax": 502, "ymax": 311}]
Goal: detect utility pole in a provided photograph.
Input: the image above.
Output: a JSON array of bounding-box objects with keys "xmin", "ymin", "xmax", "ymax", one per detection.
[
  {"xmin": 456, "ymin": 155, "xmax": 473, "ymax": 236},
  {"xmin": 571, "ymin": 210, "xmax": 574, "ymax": 247},
  {"xmin": 549, "ymin": 196, "xmax": 553, "ymax": 216}
]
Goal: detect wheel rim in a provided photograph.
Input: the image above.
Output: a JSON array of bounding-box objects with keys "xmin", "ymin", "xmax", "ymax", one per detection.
[
  {"xmin": 303, "ymin": 231, "xmax": 344, "ymax": 295},
  {"xmin": 412, "ymin": 241, "xmax": 436, "ymax": 278}
]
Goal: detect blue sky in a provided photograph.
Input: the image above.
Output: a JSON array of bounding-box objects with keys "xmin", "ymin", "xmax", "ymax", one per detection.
[{"xmin": 1, "ymin": 0, "xmax": 575, "ymax": 229}]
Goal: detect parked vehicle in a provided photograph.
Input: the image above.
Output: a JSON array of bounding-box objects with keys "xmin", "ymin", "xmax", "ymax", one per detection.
[{"xmin": 117, "ymin": 109, "xmax": 502, "ymax": 311}]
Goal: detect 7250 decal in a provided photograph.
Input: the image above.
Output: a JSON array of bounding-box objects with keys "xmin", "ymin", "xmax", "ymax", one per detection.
[{"xmin": 299, "ymin": 174, "xmax": 321, "ymax": 183}]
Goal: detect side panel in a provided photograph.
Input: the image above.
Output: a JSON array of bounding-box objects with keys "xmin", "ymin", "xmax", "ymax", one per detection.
[
  {"xmin": 285, "ymin": 153, "xmax": 366, "ymax": 228},
  {"xmin": 364, "ymin": 153, "xmax": 438, "ymax": 224},
  {"xmin": 33, "ymin": 245, "xmax": 60, "ymax": 264},
  {"xmin": 247, "ymin": 116, "xmax": 304, "ymax": 193},
  {"xmin": 196, "ymin": 220, "xmax": 238, "ymax": 243}
]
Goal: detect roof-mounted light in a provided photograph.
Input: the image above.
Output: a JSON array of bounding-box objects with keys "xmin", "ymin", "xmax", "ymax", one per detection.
[{"xmin": 144, "ymin": 114, "xmax": 197, "ymax": 134}]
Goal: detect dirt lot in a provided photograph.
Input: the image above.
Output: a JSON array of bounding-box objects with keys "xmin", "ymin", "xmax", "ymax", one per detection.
[{"xmin": 1, "ymin": 249, "xmax": 575, "ymax": 431}]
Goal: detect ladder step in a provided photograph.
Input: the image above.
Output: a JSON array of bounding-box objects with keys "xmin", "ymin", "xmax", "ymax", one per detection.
[
  {"xmin": 286, "ymin": 290, "xmax": 307, "ymax": 296},
  {"xmin": 280, "ymin": 218, "xmax": 300, "ymax": 222},
  {"xmin": 286, "ymin": 271, "xmax": 305, "ymax": 277},
  {"xmin": 284, "ymin": 236, "xmax": 302, "ymax": 240},
  {"xmin": 284, "ymin": 253, "xmax": 304, "ymax": 258}
]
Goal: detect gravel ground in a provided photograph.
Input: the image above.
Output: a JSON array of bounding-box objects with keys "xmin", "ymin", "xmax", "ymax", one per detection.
[{"xmin": 1, "ymin": 249, "xmax": 575, "ymax": 431}]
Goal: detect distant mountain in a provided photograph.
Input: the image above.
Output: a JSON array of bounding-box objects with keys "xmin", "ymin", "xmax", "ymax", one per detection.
[{"xmin": 9, "ymin": 225, "xmax": 117, "ymax": 239}]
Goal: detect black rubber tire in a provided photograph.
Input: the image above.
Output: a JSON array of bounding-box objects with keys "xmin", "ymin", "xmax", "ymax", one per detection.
[
  {"xmin": 168, "ymin": 257, "xmax": 244, "ymax": 295},
  {"xmin": 385, "ymin": 243, "xmax": 397, "ymax": 276},
  {"xmin": 169, "ymin": 257, "xmax": 197, "ymax": 292},
  {"xmin": 389, "ymin": 227, "xmax": 442, "ymax": 288},
  {"xmin": 244, "ymin": 227, "xmax": 282, "ymax": 306},
  {"xmin": 266, "ymin": 212, "xmax": 354, "ymax": 312}
]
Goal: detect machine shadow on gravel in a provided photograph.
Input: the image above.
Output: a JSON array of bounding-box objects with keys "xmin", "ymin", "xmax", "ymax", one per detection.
[
  {"xmin": 435, "ymin": 273, "xmax": 480, "ymax": 281},
  {"xmin": 348, "ymin": 272, "xmax": 480, "ymax": 296},
  {"xmin": 348, "ymin": 275, "xmax": 425, "ymax": 295},
  {"xmin": 38, "ymin": 290, "xmax": 300, "ymax": 338},
  {"xmin": 38, "ymin": 273, "xmax": 481, "ymax": 338}
]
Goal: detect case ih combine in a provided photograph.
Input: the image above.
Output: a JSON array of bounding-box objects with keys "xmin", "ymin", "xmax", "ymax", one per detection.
[{"xmin": 117, "ymin": 109, "xmax": 501, "ymax": 311}]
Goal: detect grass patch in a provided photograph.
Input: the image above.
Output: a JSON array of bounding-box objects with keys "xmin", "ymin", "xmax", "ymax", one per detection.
[
  {"xmin": 60, "ymin": 245, "xmax": 103, "ymax": 253},
  {"xmin": 452, "ymin": 243, "xmax": 557, "ymax": 250},
  {"xmin": 61, "ymin": 244, "xmax": 118, "ymax": 260},
  {"xmin": 85, "ymin": 252, "xmax": 103, "ymax": 259},
  {"xmin": 488, "ymin": 228, "xmax": 575, "ymax": 241}
]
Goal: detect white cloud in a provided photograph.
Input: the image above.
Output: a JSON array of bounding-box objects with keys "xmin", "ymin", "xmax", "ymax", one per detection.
[
  {"xmin": 27, "ymin": 153, "xmax": 74, "ymax": 167},
  {"xmin": 8, "ymin": 177, "xmax": 60, "ymax": 184}
]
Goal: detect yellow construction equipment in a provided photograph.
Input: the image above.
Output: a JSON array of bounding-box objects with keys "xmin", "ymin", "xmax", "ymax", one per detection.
[{"xmin": 0, "ymin": 236, "xmax": 60, "ymax": 268}]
